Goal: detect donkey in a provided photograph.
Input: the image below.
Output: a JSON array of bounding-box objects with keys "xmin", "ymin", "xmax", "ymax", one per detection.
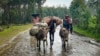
[
  {"xmin": 59, "ymin": 27, "xmax": 69, "ymax": 51},
  {"xmin": 30, "ymin": 22, "xmax": 49, "ymax": 53}
]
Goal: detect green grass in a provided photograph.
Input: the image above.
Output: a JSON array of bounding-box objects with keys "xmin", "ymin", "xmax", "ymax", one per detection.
[
  {"xmin": 0, "ymin": 24, "xmax": 32, "ymax": 45},
  {"xmin": 74, "ymin": 26, "xmax": 100, "ymax": 42}
]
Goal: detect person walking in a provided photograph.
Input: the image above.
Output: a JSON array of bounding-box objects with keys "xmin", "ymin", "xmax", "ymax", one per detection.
[
  {"xmin": 48, "ymin": 17, "xmax": 56, "ymax": 49},
  {"xmin": 63, "ymin": 15, "xmax": 70, "ymax": 31},
  {"xmin": 69, "ymin": 17, "xmax": 73, "ymax": 34},
  {"xmin": 32, "ymin": 13, "xmax": 40, "ymax": 25},
  {"xmin": 63, "ymin": 15, "xmax": 73, "ymax": 34}
]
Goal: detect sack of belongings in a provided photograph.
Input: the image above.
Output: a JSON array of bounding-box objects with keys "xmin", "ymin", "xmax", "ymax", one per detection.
[
  {"xmin": 29, "ymin": 22, "xmax": 48, "ymax": 36},
  {"xmin": 29, "ymin": 26, "xmax": 39, "ymax": 36}
]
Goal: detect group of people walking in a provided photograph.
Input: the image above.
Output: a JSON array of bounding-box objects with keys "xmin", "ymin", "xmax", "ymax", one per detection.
[{"xmin": 31, "ymin": 13, "xmax": 73, "ymax": 49}]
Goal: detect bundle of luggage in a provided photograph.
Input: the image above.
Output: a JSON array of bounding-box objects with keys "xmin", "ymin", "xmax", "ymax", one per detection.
[{"xmin": 29, "ymin": 22, "xmax": 48, "ymax": 36}]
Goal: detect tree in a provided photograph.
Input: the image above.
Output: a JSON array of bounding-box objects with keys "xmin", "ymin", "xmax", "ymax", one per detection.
[
  {"xmin": 88, "ymin": 0, "xmax": 100, "ymax": 34},
  {"xmin": 69, "ymin": 0, "xmax": 90, "ymax": 29},
  {"xmin": 42, "ymin": 6, "xmax": 68, "ymax": 19},
  {"xmin": 0, "ymin": 0, "xmax": 46, "ymax": 25}
]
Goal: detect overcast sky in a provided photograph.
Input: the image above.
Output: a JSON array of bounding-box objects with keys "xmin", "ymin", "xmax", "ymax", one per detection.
[{"xmin": 43, "ymin": 0, "xmax": 73, "ymax": 8}]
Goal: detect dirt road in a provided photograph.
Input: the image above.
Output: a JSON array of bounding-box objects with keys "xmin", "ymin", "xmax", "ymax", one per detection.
[{"xmin": 1, "ymin": 25, "xmax": 100, "ymax": 56}]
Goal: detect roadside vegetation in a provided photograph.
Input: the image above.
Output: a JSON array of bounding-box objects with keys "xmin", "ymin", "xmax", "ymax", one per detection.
[
  {"xmin": 74, "ymin": 26, "xmax": 100, "ymax": 42},
  {"xmin": 0, "ymin": 24, "xmax": 32, "ymax": 45},
  {"xmin": 69, "ymin": 0, "xmax": 100, "ymax": 42}
]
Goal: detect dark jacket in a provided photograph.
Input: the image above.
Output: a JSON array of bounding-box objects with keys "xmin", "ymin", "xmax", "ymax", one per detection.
[
  {"xmin": 48, "ymin": 19, "xmax": 56, "ymax": 33},
  {"xmin": 63, "ymin": 19, "xmax": 69, "ymax": 30}
]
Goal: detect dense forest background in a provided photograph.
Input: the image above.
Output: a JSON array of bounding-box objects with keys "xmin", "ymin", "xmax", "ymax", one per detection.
[
  {"xmin": 0, "ymin": 0, "xmax": 100, "ymax": 41},
  {"xmin": 69, "ymin": 0, "xmax": 100, "ymax": 41}
]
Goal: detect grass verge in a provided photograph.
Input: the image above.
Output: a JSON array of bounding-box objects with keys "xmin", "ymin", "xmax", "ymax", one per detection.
[
  {"xmin": 0, "ymin": 24, "xmax": 32, "ymax": 45},
  {"xmin": 74, "ymin": 26, "xmax": 100, "ymax": 42}
]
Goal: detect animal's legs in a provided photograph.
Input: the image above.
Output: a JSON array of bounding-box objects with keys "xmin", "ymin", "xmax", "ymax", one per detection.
[
  {"xmin": 49, "ymin": 32, "xmax": 52, "ymax": 49},
  {"xmin": 62, "ymin": 38, "xmax": 66, "ymax": 52},
  {"xmin": 37, "ymin": 39, "xmax": 39, "ymax": 47},
  {"xmin": 38, "ymin": 40, "xmax": 41, "ymax": 51},
  {"xmin": 43, "ymin": 41, "xmax": 46, "ymax": 54},
  {"xmin": 46, "ymin": 36, "xmax": 48, "ymax": 46}
]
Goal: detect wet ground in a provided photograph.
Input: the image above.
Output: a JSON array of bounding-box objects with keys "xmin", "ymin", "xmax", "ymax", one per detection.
[{"xmin": 0, "ymin": 25, "xmax": 100, "ymax": 56}]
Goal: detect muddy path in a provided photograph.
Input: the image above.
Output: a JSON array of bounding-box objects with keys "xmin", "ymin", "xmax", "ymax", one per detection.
[{"xmin": 0, "ymin": 25, "xmax": 100, "ymax": 56}]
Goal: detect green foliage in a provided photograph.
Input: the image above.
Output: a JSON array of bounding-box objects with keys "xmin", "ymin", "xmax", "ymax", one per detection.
[
  {"xmin": 88, "ymin": 16, "xmax": 97, "ymax": 28},
  {"xmin": 70, "ymin": 0, "xmax": 100, "ymax": 40},
  {"xmin": 42, "ymin": 6, "xmax": 68, "ymax": 19},
  {"xmin": 70, "ymin": 0, "xmax": 89, "ymax": 29},
  {"xmin": 0, "ymin": 24, "xmax": 32, "ymax": 45},
  {"xmin": 87, "ymin": 0, "xmax": 100, "ymax": 34},
  {"xmin": 0, "ymin": 0, "xmax": 46, "ymax": 25},
  {"xmin": 74, "ymin": 26, "xmax": 100, "ymax": 41}
]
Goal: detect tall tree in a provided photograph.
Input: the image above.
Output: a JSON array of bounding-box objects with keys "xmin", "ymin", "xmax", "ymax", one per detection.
[
  {"xmin": 70, "ymin": 0, "xmax": 90, "ymax": 29},
  {"xmin": 88, "ymin": 0, "xmax": 100, "ymax": 34}
]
